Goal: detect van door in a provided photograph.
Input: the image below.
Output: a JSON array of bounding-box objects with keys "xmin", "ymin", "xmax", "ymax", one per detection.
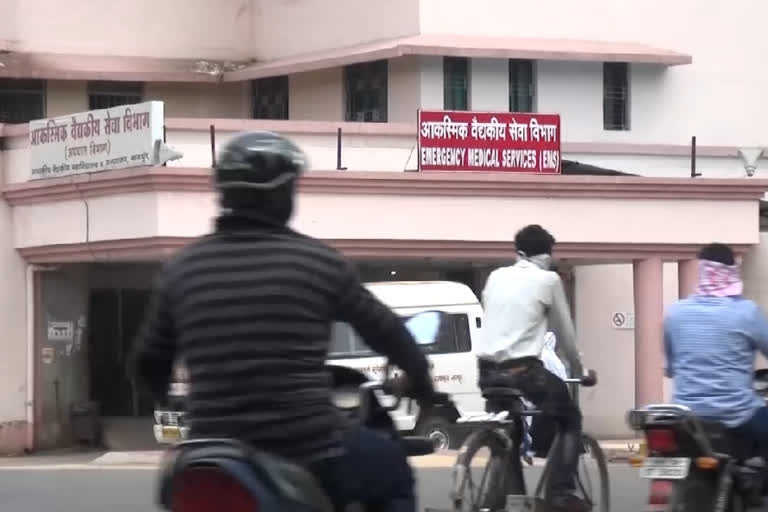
[{"xmin": 397, "ymin": 304, "xmax": 485, "ymax": 420}]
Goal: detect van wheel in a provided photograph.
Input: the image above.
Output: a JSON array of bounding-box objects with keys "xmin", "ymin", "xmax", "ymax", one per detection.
[{"xmin": 417, "ymin": 417, "xmax": 453, "ymax": 451}]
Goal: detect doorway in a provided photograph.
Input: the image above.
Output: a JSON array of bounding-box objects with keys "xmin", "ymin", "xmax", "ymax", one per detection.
[{"xmin": 87, "ymin": 288, "xmax": 154, "ymax": 417}]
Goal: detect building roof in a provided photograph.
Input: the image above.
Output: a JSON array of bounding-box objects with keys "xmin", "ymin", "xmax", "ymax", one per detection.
[
  {"xmin": 561, "ymin": 160, "xmax": 638, "ymax": 176},
  {"xmin": 227, "ymin": 34, "xmax": 692, "ymax": 81},
  {"xmin": 0, "ymin": 34, "xmax": 692, "ymax": 83}
]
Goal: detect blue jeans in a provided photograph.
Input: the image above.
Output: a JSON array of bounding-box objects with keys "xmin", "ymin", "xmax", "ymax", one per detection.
[{"xmin": 309, "ymin": 425, "xmax": 415, "ymax": 512}]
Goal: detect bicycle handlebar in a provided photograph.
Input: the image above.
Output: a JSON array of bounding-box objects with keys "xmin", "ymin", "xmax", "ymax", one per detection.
[{"xmin": 564, "ymin": 369, "xmax": 598, "ymax": 387}]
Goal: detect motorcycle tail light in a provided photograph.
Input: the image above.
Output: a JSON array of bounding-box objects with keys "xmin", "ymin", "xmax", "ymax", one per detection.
[
  {"xmin": 171, "ymin": 467, "xmax": 258, "ymax": 511},
  {"xmin": 646, "ymin": 428, "xmax": 679, "ymax": 453}
]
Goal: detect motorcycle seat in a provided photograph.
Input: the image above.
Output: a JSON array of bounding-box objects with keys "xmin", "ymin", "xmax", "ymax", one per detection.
[{"xmin": 159, "ymin": 439, "xmax": 332, "ymax": 511}]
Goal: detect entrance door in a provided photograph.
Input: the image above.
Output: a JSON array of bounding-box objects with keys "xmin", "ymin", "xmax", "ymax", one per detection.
[{"xmin": 88, "ymin": 288, "xmax": 152, "ymax": 416}]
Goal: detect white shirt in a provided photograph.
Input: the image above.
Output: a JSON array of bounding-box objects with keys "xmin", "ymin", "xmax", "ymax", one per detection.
[
  {"xmin": 477, "ymin": 258, "xmax": 582, "ymax": 375},
  {"xmin": 541, "ymin": 332, "xmax": 568, "ymax": 380}
]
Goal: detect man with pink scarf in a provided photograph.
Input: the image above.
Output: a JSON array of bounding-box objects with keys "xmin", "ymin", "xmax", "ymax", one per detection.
[{"xmin": 664, "ymin": 243, "xmax": 768, "ymax": 462}]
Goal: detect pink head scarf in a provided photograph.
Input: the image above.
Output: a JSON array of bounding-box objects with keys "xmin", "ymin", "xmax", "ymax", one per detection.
[{"xmin": 696, "ymin": 259, "xmax": 743, "ymax": 297}]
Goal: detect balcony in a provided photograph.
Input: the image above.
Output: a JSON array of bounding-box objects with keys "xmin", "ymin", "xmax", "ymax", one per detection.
[
  {"xmin": 1, "ymin": 117, "xmax": 760, "ymax": 185},
  {"xmin": 1, "ymin": 119, "xmax": 418, "ymax": 184}
]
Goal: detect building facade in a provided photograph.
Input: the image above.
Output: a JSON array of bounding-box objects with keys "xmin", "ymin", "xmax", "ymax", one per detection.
[{"xmin": 1, "ymin": 0, "xmax": 767, "ymax": 453}]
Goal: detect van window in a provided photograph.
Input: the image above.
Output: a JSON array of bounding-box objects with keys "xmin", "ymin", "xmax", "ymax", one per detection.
[{"xmin": 328, "ymin": 313, "xmax": 472, "ymax": 358}]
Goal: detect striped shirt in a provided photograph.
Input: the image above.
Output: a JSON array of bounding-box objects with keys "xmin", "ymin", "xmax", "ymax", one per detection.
[
  {"xmin": 664, "ymin": 295, "xmax": 768, "ymax": 427},
  {"xmin": 133, "ymin": 215, "xmax": 431, "ymax": 462}
]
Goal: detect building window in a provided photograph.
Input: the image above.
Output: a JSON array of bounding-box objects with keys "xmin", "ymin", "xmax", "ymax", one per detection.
[
  {"xmin": 443, "ymin": 57, "xmax": 469, "ymax": 110},
  {"xmin": 0, "ymin": 79, "xmax": 45, "ymax": 123},
  {"xmin": 509, "ymin": 59, "xmax": 535, "ymax": 112},
  {"xmin": 344, "ymin": 60, "xmax": 388, "ymax": 123},
  {"xmin": 252, "ymin": 76, "xmax": 289, "ymax": 120},
  {"xmin": 603, "ymin": 62, "xmax": 630, "ymax": 131},
  {"xmin": 88, "ymin": 81, "xmax": 144, "ymax": 110}
]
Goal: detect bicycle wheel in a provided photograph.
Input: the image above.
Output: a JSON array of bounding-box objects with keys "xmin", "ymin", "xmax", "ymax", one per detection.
[
  {"xmin": 451, "ymin": 427, "xmax": 516, "ymax": 512},
  {"xmin": 575, "ymin": 434, "xmax": 610, "ymax": 512}
]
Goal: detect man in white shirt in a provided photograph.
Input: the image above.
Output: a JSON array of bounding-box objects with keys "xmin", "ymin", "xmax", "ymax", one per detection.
[{"xmin": 477, "ymin": 224, "xmax": 586, "ymax": 512}]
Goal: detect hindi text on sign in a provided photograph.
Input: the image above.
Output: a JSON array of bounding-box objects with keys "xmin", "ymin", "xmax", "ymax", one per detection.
[
  {"xmin": 28, "ymin": 101, "xmax": 164, "ymax": 181},
  {"xmin": 417, "ymin": 110, "xmax": 562, "ymax": 174}
]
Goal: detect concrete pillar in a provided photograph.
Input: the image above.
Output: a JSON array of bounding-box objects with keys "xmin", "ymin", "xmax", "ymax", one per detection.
[
  {"xmin": 678, "ymin": 259, "xmax": 698, "ymax": 300},
  {"xmin": 633, "ymin": 258, "xmax": 664, "ymax": 407}
]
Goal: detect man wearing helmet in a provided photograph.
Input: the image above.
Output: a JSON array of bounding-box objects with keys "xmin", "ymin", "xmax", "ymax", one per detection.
[{"xmin": 132, "ymin": 132, "xmax": 436, "ymax": 511}]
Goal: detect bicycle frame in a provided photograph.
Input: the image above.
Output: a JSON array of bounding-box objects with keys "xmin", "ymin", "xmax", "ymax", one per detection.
[{"xmin": 458, "ymin": 377, "xmax": 589, "ymax": 502}]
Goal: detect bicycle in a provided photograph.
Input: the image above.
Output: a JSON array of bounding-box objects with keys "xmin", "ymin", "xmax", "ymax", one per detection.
[{"xmin": 449, "ymin": 374, "xmax": 610, "ymax": 512}]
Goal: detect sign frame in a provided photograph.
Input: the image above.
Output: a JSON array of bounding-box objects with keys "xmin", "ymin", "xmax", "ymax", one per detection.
[
  {"xmin": 417, "ymin": 108, "xmax": 562, "ymax": 174},
  {"xmin": 28, "ymin": 101, "xmax": 165, "ymax": 181}
]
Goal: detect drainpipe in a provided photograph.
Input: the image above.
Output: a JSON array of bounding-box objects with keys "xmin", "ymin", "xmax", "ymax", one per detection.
[
  {"xmin": 25, "ymin": 264, "xmax": 58, "ymax": 452},
  {"xmin": 25, "ymin": 265, "xmax": 35, "ymax": 451}
]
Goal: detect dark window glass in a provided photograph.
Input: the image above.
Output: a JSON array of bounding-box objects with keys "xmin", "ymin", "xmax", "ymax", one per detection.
[
  {"xmin": 443, "ymin": 57, "xmax": 469, "ymax": 110},
  {"xmin": 252, "ymin": 76, "xmax": 289, "ymax": 120},
  {"xmin": 88, "ymin": 81, "xmax": 144, "ymax": 110},
  {"xmin": 344, "ymin": 60, "xmax": 388, "ymax": 122},
  {"xmin": 0, "ymin": 79, "xmax": 45, "ymax": 123},
  {"xmin": 603, "ymin": 63, "xmax": 630, "ymax": 131},
  {"xmin": 509, "ymin": 59, "xmax": 535, "ymax": 112}
]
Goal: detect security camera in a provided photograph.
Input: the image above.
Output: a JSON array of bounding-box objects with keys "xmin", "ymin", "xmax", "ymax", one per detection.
[
  {"xmin": 153, "ymin": 139, "xmax": 184, "ymax": 166},
  {"xmin": 738, "ymin": 148, "xmax": 764, "ymax": 177}
]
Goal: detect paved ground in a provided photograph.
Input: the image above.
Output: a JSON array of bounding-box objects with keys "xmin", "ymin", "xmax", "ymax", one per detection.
[{"xmin": 0, "ymin": 451, "xmax": 649, "ymax": 511}]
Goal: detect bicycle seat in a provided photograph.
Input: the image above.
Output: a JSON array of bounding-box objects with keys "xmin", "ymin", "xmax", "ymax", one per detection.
[{"xmin": 482, "ymin": 387, "xmax": 525, "ymax": 399}]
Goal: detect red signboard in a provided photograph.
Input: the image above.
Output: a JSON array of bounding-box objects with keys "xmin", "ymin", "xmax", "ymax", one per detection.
[{"xmin": 417, "ymin": 109, "xmax": 561, "ymax": 174}]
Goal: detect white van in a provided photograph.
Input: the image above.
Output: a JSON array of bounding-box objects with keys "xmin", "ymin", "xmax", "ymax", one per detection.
[
  {"xmin": 327, "ymin": 280, "xmax": 485, "ymax": 450},
  {"xmin": 153, "ymin": 280, "xmax": 485, "ymax": 449}
]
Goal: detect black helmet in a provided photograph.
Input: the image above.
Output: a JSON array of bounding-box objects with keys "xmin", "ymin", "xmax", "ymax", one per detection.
[
  {"xmin": 214, "ymin": 131, "xmax": 307, "ymax": 223},
  {"xmin": 215, "ymin": 131, "xmax": 307, "ymax": 191}
]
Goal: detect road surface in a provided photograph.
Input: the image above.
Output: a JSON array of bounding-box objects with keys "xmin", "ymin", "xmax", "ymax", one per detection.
[{"xmin": 0, "ymin": 461, "xmax": 648, "ymax": 511}]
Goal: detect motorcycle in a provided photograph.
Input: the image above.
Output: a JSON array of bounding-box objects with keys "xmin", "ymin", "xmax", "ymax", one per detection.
[
  {"xmin": 154, "ymin": 310, "xmax": 454, "ymax": 512},
  {"xmin": 627, "ymin": 369, "xmax": 768, "ymax": 511}
]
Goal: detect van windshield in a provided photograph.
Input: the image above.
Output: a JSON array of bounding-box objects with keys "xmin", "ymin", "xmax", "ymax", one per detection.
[{"xmin": 328, "ymin": 312, "xmax": 472, "ymax": 358}]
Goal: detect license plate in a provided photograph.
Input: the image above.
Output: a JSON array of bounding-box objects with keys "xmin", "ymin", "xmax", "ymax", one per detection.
[
  {"xmin": 161, "ymin": 426, "xmax": 182, "ymax": 441},
  {"xmin": 639, "ymin": 457, "xmax": 691, "ymax": 480}
]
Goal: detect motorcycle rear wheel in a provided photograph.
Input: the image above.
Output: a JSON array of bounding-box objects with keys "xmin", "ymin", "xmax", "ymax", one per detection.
[{"xmin": 665, "ymin": 475, "xmax": 745, "ymax": 512}]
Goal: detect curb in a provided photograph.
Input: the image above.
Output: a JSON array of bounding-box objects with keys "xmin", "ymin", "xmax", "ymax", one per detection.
[
  {"xmin": 0, "ymin": 440, "xmax": 646, "ymax": 469},
  {"xmin": 600, "ymin": 441, "xmax": 645, "ymax": 462}
]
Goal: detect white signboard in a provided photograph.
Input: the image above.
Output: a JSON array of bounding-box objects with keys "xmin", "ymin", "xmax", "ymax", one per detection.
[
  {"xmin": 47, "ymin": 321, "xmax": 74, "ymax": 342},
  {"xmin": 28, "ymin": 101, "xmax": 164, "ymax": 180},
  {"xmin": 611, "ymin": 311, "xmax": 635, "ymax": 330}
]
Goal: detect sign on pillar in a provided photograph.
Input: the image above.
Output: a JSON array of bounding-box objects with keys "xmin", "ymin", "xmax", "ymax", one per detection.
[{"xmin": 610, "ymin": 311, "xmax": 635, "ymax": 329}]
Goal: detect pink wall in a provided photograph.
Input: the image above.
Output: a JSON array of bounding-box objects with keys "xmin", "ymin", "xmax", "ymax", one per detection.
[
  {"xmin": 1, "ymin": 0, "xmax": 420, "ymax": 61},
  {"xmin": 0, "ymin": 0, "xmax": 253, "ymax": 59},
  {"xmin": 10, "ymin": 189, "xmax": 761, "ymax": 249},
  {"xmin": 249, "ymin": 0, "xmax": 420, "ymax": 60},
  {"xmin": 417, "ymin": 0, "xmax": 768, "ymax": 148}
]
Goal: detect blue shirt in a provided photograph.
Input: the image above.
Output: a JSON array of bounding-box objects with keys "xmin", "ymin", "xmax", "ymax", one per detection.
[{"xmin": 664, "ymin": 295, "xmax": 768, "ymax": 427}]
